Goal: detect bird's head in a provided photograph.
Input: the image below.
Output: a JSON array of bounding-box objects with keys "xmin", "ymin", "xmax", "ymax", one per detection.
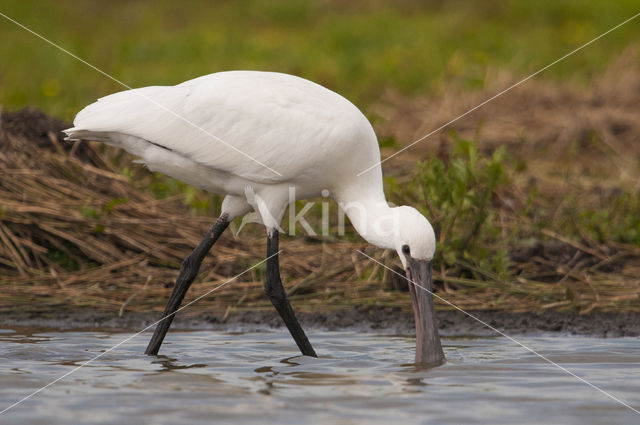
[
  {"xmin": 392, "ymin": 206, "xmax": 436, "ymax": 268},
  {"xmin": 392, "ymin": 206, "xmax": 444, "ymax": 365}
]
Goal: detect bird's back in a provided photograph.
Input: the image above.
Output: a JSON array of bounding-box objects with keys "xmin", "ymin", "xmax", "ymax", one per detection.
[{"xmin": 66, "ymin": 71, "xmax": 381, "ymax": 188}]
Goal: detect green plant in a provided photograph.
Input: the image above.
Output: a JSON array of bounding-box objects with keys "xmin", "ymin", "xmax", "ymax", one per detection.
[
  {"xmin": 396, "ymin": 136, "xmax": 511, "ymax": 279},
  {"xmin": 577, "ymin": 191, "xmax": 640, "ymax": 245}
]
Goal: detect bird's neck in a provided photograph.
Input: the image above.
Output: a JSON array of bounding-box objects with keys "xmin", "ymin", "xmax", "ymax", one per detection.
[{"xmin": 335, "ymin": 182, "xmax": 397, "ymax": 250}]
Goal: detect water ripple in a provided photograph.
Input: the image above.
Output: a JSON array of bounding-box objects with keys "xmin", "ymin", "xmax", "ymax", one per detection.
[{"xmin": 0, "ymin": 329, "xmax": 639, "ymax": 424}]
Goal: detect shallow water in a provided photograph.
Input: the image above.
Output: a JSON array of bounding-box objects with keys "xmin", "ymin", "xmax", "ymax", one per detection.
[{"xmin": 0, "ymin": 328, "xmax": 639, "ymax": 424}]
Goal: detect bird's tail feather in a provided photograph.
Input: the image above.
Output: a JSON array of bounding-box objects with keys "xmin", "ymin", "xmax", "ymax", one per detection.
[{"xmin": 63, "ymin": 128, "xmax": 150, "ymax": 158}]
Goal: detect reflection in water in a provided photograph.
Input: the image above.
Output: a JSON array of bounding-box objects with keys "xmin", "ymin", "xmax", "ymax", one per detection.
[
  {"xmin": 404, "ymin": 377, "xmax": 426, "ymax": 387},
  {"xmin": 152, "ymin": 355, "xmax": 207, "ymax": 372},
  {"xmin": 0, "ymin": 329, "xmax": 639, "ymax": 425}
]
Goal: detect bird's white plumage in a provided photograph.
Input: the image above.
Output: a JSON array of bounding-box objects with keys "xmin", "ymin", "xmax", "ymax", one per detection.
[
  {"xmin": 68, "ymin": 71, "xmax": 379, "ymax": 189},
  {"xmin": 66, "ymin": 71, "xmax": 435, "ymax": 259}
]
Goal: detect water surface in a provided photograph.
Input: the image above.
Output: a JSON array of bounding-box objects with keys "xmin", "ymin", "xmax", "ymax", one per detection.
[{"xmin": 1, "ymin": 328, "xmax": 638, "ymax": 424}]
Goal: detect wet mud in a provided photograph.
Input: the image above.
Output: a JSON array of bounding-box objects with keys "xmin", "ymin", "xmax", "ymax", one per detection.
[{"xmin": 2, "ymin": 307, "xmax": 638, "ymax": 337}]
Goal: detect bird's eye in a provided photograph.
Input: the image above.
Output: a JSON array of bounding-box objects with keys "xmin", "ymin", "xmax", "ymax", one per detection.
[{"xmin": 402, "ymin": 244, "xmax": 410, "ymax": 255}]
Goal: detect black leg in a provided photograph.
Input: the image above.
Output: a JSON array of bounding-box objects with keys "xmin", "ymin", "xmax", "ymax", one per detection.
[
  {"xmin": 265, "ymin": 229, "xmax": 317, "ymax": 357},
  {"xmin": 145, "ymin": 213, "xmax": 230, "ymax": 355}
]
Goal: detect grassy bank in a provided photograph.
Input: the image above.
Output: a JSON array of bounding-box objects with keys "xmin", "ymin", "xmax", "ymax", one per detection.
[
  {"xmin": 0, "ymin": 1, "xmax": 639, "ymax": 316},
  {"xmin": 2, "ymin": 59, "xmax": 639, "ymax": 315}
]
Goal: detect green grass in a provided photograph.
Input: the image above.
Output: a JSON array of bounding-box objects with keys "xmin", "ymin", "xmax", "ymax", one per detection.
[{"xmin": 0, "ymin": 0, "xmax": 638, "ymax": 120}]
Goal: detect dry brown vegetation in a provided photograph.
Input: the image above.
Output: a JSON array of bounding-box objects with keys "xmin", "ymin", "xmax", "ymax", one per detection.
[
  {"xmin": 1, "ymin": 54, "xmax": 639, "ymax": 317},
  {"xmin": 0, "ymin": 109, "xmax": 392, "ymax": 316},
  {"xmin": 378, "ymin": 49, "xmax": 640, "ymax": 189}
]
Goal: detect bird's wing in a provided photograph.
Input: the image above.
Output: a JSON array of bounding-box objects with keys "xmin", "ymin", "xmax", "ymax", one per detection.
[{"xmin": 68, "ymin": 72, "xmax": 361, "ymax": 183}]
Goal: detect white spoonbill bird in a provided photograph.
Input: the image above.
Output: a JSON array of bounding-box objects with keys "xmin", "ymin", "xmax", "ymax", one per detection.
[{"xmin": 65, "ymin": 71, "xmax": 444, "ymax": 365}]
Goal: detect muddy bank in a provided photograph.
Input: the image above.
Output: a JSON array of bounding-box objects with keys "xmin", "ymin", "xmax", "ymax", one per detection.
[{"xmin": 2, "ymin": 308, "xmax": 639, "ymax": 337}]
